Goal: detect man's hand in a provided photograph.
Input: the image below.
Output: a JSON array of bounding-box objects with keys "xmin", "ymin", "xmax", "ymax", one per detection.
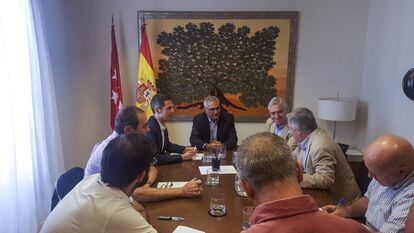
[
  {"xmin": 179, "ymin": 178, "xmax": 203, "ymax": 198},
  {"xmin": 184, "ymin": 146, "xmax": 197, "ymax": 153},
  {"xmin": 321, "ymin": 205, "xmax": 351, "ymax": 218},
  {"xmin": 206, "ymin": 141, "xmax": 223, "ymax": 149},
  {"xmin": 181, "ymin": 151, "xmax": 196, "ymax": 161}
]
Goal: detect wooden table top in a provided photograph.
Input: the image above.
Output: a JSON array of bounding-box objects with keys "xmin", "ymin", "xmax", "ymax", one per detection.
[{"xmin": 145, "ymin": 152, "xmax": 335, "ymax": 233}]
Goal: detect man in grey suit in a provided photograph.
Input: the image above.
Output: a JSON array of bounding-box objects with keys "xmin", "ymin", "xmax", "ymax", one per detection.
[
  {"xmin": 287, "ymin": 107, "xmax": 360, "ymax": 204},
  {"xmin": 265, "ymin": 97, "xmax": 297, "ymax": 151}
]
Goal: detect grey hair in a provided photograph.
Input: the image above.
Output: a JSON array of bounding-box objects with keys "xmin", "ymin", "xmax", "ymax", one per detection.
[
  {"xmin": 203, "ymin": 96, "xmax": 220, "ymax": 108},
  {"xmin": 287, "ymin": 107, "xmax": 318, "ymax": 133},
  {"xmin": 236, "ymin": 132, "xmax": 296, "ymax": 190},
  {"xmin": 267, "ymin": 97, "xmax": 287, "ymax": 110}
]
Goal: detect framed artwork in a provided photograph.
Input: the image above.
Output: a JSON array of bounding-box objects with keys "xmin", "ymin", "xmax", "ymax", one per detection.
[{"xmin": 138, "ymin": 11, "xmax": 299, "ymax": 122}]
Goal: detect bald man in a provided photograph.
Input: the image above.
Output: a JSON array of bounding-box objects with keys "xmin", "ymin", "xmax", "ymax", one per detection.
[{"xmin": 323, "ymin": 134, "xmax": 414, "ymax": 233}]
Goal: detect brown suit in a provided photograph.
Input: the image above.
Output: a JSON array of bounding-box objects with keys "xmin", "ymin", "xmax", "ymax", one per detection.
[
  {"xmin": 293, "ymin": 128, "xmax": 360, "ymax": 204},
  {"xmin": 265, "ymin": 118, "xmax": 297, "ymax": 151}
]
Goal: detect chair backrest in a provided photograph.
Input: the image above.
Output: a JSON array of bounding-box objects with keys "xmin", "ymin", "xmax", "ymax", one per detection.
[{"xmin": 51, "ymin": 167, "xmax": 85, "ymax": 211}]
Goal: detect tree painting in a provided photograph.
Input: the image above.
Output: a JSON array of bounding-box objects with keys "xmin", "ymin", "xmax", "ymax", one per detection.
[{"xmin": 156, "ymin": 22, "xmax": 280, "ymax": 111}]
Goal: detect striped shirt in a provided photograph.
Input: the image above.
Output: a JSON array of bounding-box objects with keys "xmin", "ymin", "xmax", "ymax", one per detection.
[{"xmin": 364, "ymin": 171, "xmax": 414, "ymax": 233}]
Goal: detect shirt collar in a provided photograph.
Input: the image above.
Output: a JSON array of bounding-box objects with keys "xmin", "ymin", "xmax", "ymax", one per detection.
[
  {"xmin": 299, "ymin": 136, "xmax": 310, "ymax": 151},
  {"xmin": 276, "ymin": 123, "xmax": 285, "ymax": 130},
  {"xmin": 390, "ymin": 171, "xmax": 414, "ymax": 190},
  {"xmin": 156, "ymin": 117, "xmax": 167, "ymax": 131}
]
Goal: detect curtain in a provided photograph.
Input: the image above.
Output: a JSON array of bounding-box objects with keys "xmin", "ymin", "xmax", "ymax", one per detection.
[{"xmin": 0, "ymin": 0, "xmax": 65, "ymax": 232}]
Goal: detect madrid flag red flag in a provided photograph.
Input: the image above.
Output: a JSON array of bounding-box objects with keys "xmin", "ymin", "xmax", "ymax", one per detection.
[
  {"xmin": 136, "ymin": 23, "xmax": 156, "ymax": 118},
  {"xmin": 110, "ymin": 22, "xmax": 123, "ymax": 129}
]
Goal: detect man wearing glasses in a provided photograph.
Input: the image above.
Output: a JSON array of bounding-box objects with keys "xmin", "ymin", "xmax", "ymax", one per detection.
[{"xmin": 190, "ymin": 96, "xmax": 238, "ymax": 150}]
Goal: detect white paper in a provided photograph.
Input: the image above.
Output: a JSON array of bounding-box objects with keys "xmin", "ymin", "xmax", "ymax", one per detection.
[
  {"xmin": 173, "ymin": 226, "xmax": 205, "ymax": 233},
  {"xmin": 157, "ymin": 182, "xmax": 188, "ymax": 188},
  {"xmin": 198, "ymin": 165, "xmax": 237, "ymax": 175},
  {"xmin": 192, "ymin": 153, "xmax": 203, "ymax": 160},
  {"xmin": 347, "ymin": 148, "xmax": 363, "ymax": 156},
  {"xmin": 170, "ymin": 153, "xmax": 181, "ymax": 156}
]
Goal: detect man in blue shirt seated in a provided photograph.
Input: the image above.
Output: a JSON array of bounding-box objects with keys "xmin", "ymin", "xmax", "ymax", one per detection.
[
  {"xmin": 323, "ymin": 134, "xmax": 414, "ymax": 233},
  {"xmin": 147, "ymin": 94, "xmax": 195, "ymax": 165},
  {"xmin": 264, "ymin": 97, "xmax": 297, "ymax": 151},
  {"xmin": 41, "ymin": 134, "xmax": 158, "ymax": 233}
]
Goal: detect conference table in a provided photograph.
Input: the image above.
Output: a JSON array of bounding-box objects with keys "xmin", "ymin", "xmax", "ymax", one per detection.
[{"xmin": 145, "ymin": 151, "xmax": 335, "ymax": 233}]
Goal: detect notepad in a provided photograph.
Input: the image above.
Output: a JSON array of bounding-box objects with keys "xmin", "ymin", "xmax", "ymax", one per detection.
[
  {"xmin": 198, "ymin": 165, "xmax": 237, "ymax": 175},
  {"xmin": 173, "ymin": 226, "xmax": 205, "ymax": 233},
  {"xmin": 192, "ymin": 153, "xmax": 203, "ymax": 160},
  {"xmin": 157, "ymin": 182, "xmax": 188, "ymax": 188}
]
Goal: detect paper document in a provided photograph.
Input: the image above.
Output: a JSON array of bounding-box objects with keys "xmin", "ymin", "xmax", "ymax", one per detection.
[
  {"xmin": 192, "ymin": 153, "xmax": 203, "ymax": 160},
  {"xmin": 173, "ymin": 226, "xmax": 205, "ymax": 233},
  {"xmin": 198, "ymin": 165, "xmax": 237, "ymax": 175},
  {"xmin": 157, "ymin": 182, "xmax": 187, "ymax": 188}
]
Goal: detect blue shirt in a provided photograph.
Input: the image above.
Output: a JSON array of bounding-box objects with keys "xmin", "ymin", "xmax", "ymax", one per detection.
[
  {"xmin": 364, "ymin": 171, "xmax": 414, "ymax": 233},
  {"xmin": 298, "ymin": 137, "xmax": 310, "ymax": 173},
  {"xmin": 274, "ymin": 124, "xmax": 284, "ymax": 136},
  {"xmin": 208, "ymin": 118, "xmax": 218, "ymax": 142},
  {"xmin": 85, "ymin": 131, "xmax": 119, "ymax": 176}
]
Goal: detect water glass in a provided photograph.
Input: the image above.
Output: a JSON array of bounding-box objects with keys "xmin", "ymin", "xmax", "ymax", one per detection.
[
  {"xmin": 241, "ymin": 206, "xmax": 255, "ymax": 230},
  {"xmin": 202, "ymin": 150, "xmax": 213, "ymax": 163},
  {"xmin": 234, "ymin": 173, "xmax": 248, "ymax": 197},
  {"xmin": 217, "ymin": 144, "xmax": 227, "ymax": 159},
  {"xmin": 209, "ymin": 193, "xmax": 226, "ymax": 217},
  {"xmin": 206, "ymin": 169, "xmax": 220, "ymax": 186}
]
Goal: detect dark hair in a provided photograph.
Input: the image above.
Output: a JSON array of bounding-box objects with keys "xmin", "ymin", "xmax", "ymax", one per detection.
[
  {"xmin": 101, "ymin": 133, "xmax": 154, "ymax": 188},
  {"xmin": 150, "ymin": 93, "xmax": 171, "ymax": 113},
  {"xmin": 114, "ymin": 106, "xmax": 144, "ymax": 134}
]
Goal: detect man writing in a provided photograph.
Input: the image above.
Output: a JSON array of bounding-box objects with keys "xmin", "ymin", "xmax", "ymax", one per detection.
[
  {"xmin": 265, "ymin": 97, "xmax": 297, "ymax": 151},
  {"xmin": 190, "ymin": 96, "xmax": 237, "ymax": 150},
  {"xmin": 287, "ymin": 107, "xmax": 360, "ymax": 204},
  {"xmin": 41, "ymin": 134, "xmax": 157, "ymax": 232},
  {"xmin": 147, "ymin": 94, "xmax": 195, "ymax": 165},
  {"xmin": 236, "ymin": 132, "xmax": 369, "ymax": 233},
  {"xmin": 323, "ymin": 134, "xmax": 414, "ymax": 233}
]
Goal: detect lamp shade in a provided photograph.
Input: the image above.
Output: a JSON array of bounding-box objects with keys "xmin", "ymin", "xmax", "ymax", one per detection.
[{"xmin": 318, "ymin": 98, "xmax": 357, "ymax": 121}]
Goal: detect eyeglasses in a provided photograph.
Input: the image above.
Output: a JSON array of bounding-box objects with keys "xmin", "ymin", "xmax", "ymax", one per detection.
[{"xmin": 207, "ymin": 106, "xmax": 221, "ymax": 112}]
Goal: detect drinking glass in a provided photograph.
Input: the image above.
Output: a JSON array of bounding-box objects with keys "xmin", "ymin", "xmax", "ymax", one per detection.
[
  {"xmin": 206, "ymin": 169, "xmax": 220, "ymax": 186},
  {"xmin": 241, "ymin": 206, "xmax": 255, "ymax": 230},
  {"xmin": 209, "ymin": 193, "xmax": 226, "ymax": 217},
  {"xmin": 217, "ymin": 144, "xmax": 227, "ymax": 159},
  {"xmin": 202, "ymin": 150, "xmax": 213, "ymax": 163},
  {"xmin": 234, "ymin": 173, "xmax": 248, "ymax": 197}
]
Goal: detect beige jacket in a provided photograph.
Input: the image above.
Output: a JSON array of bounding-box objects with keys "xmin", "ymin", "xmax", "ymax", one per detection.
[
  {"xmin": 265, "ymin": 118, "xmax": 298, "ymax": 151},
  {"xmin": 293, "ymin": 128, "xmax": 360, "ymax": 204}
]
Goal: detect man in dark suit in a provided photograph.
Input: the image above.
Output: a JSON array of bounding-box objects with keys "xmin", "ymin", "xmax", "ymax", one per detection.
[
  {"xmin": 190, "ymin": 96, "xmax": 238, "ymax": 150},
  {"xmin": 147, "ymin": 94, "xmax": 195, "ymax": 165}
]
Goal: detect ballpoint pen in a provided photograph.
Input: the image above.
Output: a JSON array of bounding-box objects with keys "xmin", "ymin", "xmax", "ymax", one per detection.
[
  {"xmin": 158, "ymin": 216, "xmax": 185, "ymax": 221},
  {"xmin": 335, "ymin": 198, "xmax": 345, "ymax": 210}
]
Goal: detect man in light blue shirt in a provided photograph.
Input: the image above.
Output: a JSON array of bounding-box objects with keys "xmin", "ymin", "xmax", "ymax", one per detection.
[{"xmin": 323, "ymin": 134, "xmax": 414, "ymax": 233}]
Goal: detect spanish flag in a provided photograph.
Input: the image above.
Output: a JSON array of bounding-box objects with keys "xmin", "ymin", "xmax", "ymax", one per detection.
[{"xmin": 136, "ymin": 23, "xmax": 156, "ymax": 118}]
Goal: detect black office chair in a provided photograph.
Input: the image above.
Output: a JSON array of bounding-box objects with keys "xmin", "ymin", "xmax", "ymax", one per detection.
[{"xmin": 51, "ymin": 167, "xmax": 84, "ymax": 211}]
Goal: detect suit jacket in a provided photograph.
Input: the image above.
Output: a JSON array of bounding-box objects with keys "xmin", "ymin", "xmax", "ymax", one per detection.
[
  {"xmin": 292, "ymin": 128, "xmax": 361, "ymax": 204},
  {"xmin": 190, "ymin": 111, "xmax": 238, "ymax": 150},
  {"xmin": 265, "ymin": 118, "xmax": 298, "ymax": 151},
  {"xmin": 147, "ymin": 116, "xmax": 184, "ymax": 165}
]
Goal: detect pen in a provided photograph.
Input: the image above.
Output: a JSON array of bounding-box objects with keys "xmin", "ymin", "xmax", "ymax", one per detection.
[
  {"xmin": 336, "ymin": 198, "xmax": 345, "ymax": 208},
  {"xmin": 158, "ymin": 216, "xmax": 185, "ymax": 221}
]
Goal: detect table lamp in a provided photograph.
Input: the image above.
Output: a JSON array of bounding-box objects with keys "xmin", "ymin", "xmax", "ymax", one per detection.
[{"xmin": 318, "ymin": 97, "xmax": 357, "ymax": 140}]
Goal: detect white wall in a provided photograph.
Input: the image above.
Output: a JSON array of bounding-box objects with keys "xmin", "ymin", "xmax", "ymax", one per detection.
[
  {"xmin": 356, "ymin": 0, "xmax": 414, "ymax": 149},
  {"xmin": 41, "ymin": 0, "xmax": 369, "ymax": 169}
]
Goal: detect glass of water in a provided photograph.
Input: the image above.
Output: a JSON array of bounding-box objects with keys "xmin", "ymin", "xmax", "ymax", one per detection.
[
  {"xmin": 209, "ymin": 193, "xmax": 226, "ymax": 217},
  {"xmin": 217, "ymin": 144, "xmax": 227, "ymax": 159},
  {"xmin": 234, "ymin": 173, "xmax": 248, "ymax": 197},
  {"xmin": 206, "ymin": 169, "xmax": 220, "ymax": 186},
  {"xmin": 241, "ymin": 206, "xmax": 255, "ymax": 230},
  {"xmin": 202, "ymin": 150, "xmax": 213, "ymax": 163}
]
